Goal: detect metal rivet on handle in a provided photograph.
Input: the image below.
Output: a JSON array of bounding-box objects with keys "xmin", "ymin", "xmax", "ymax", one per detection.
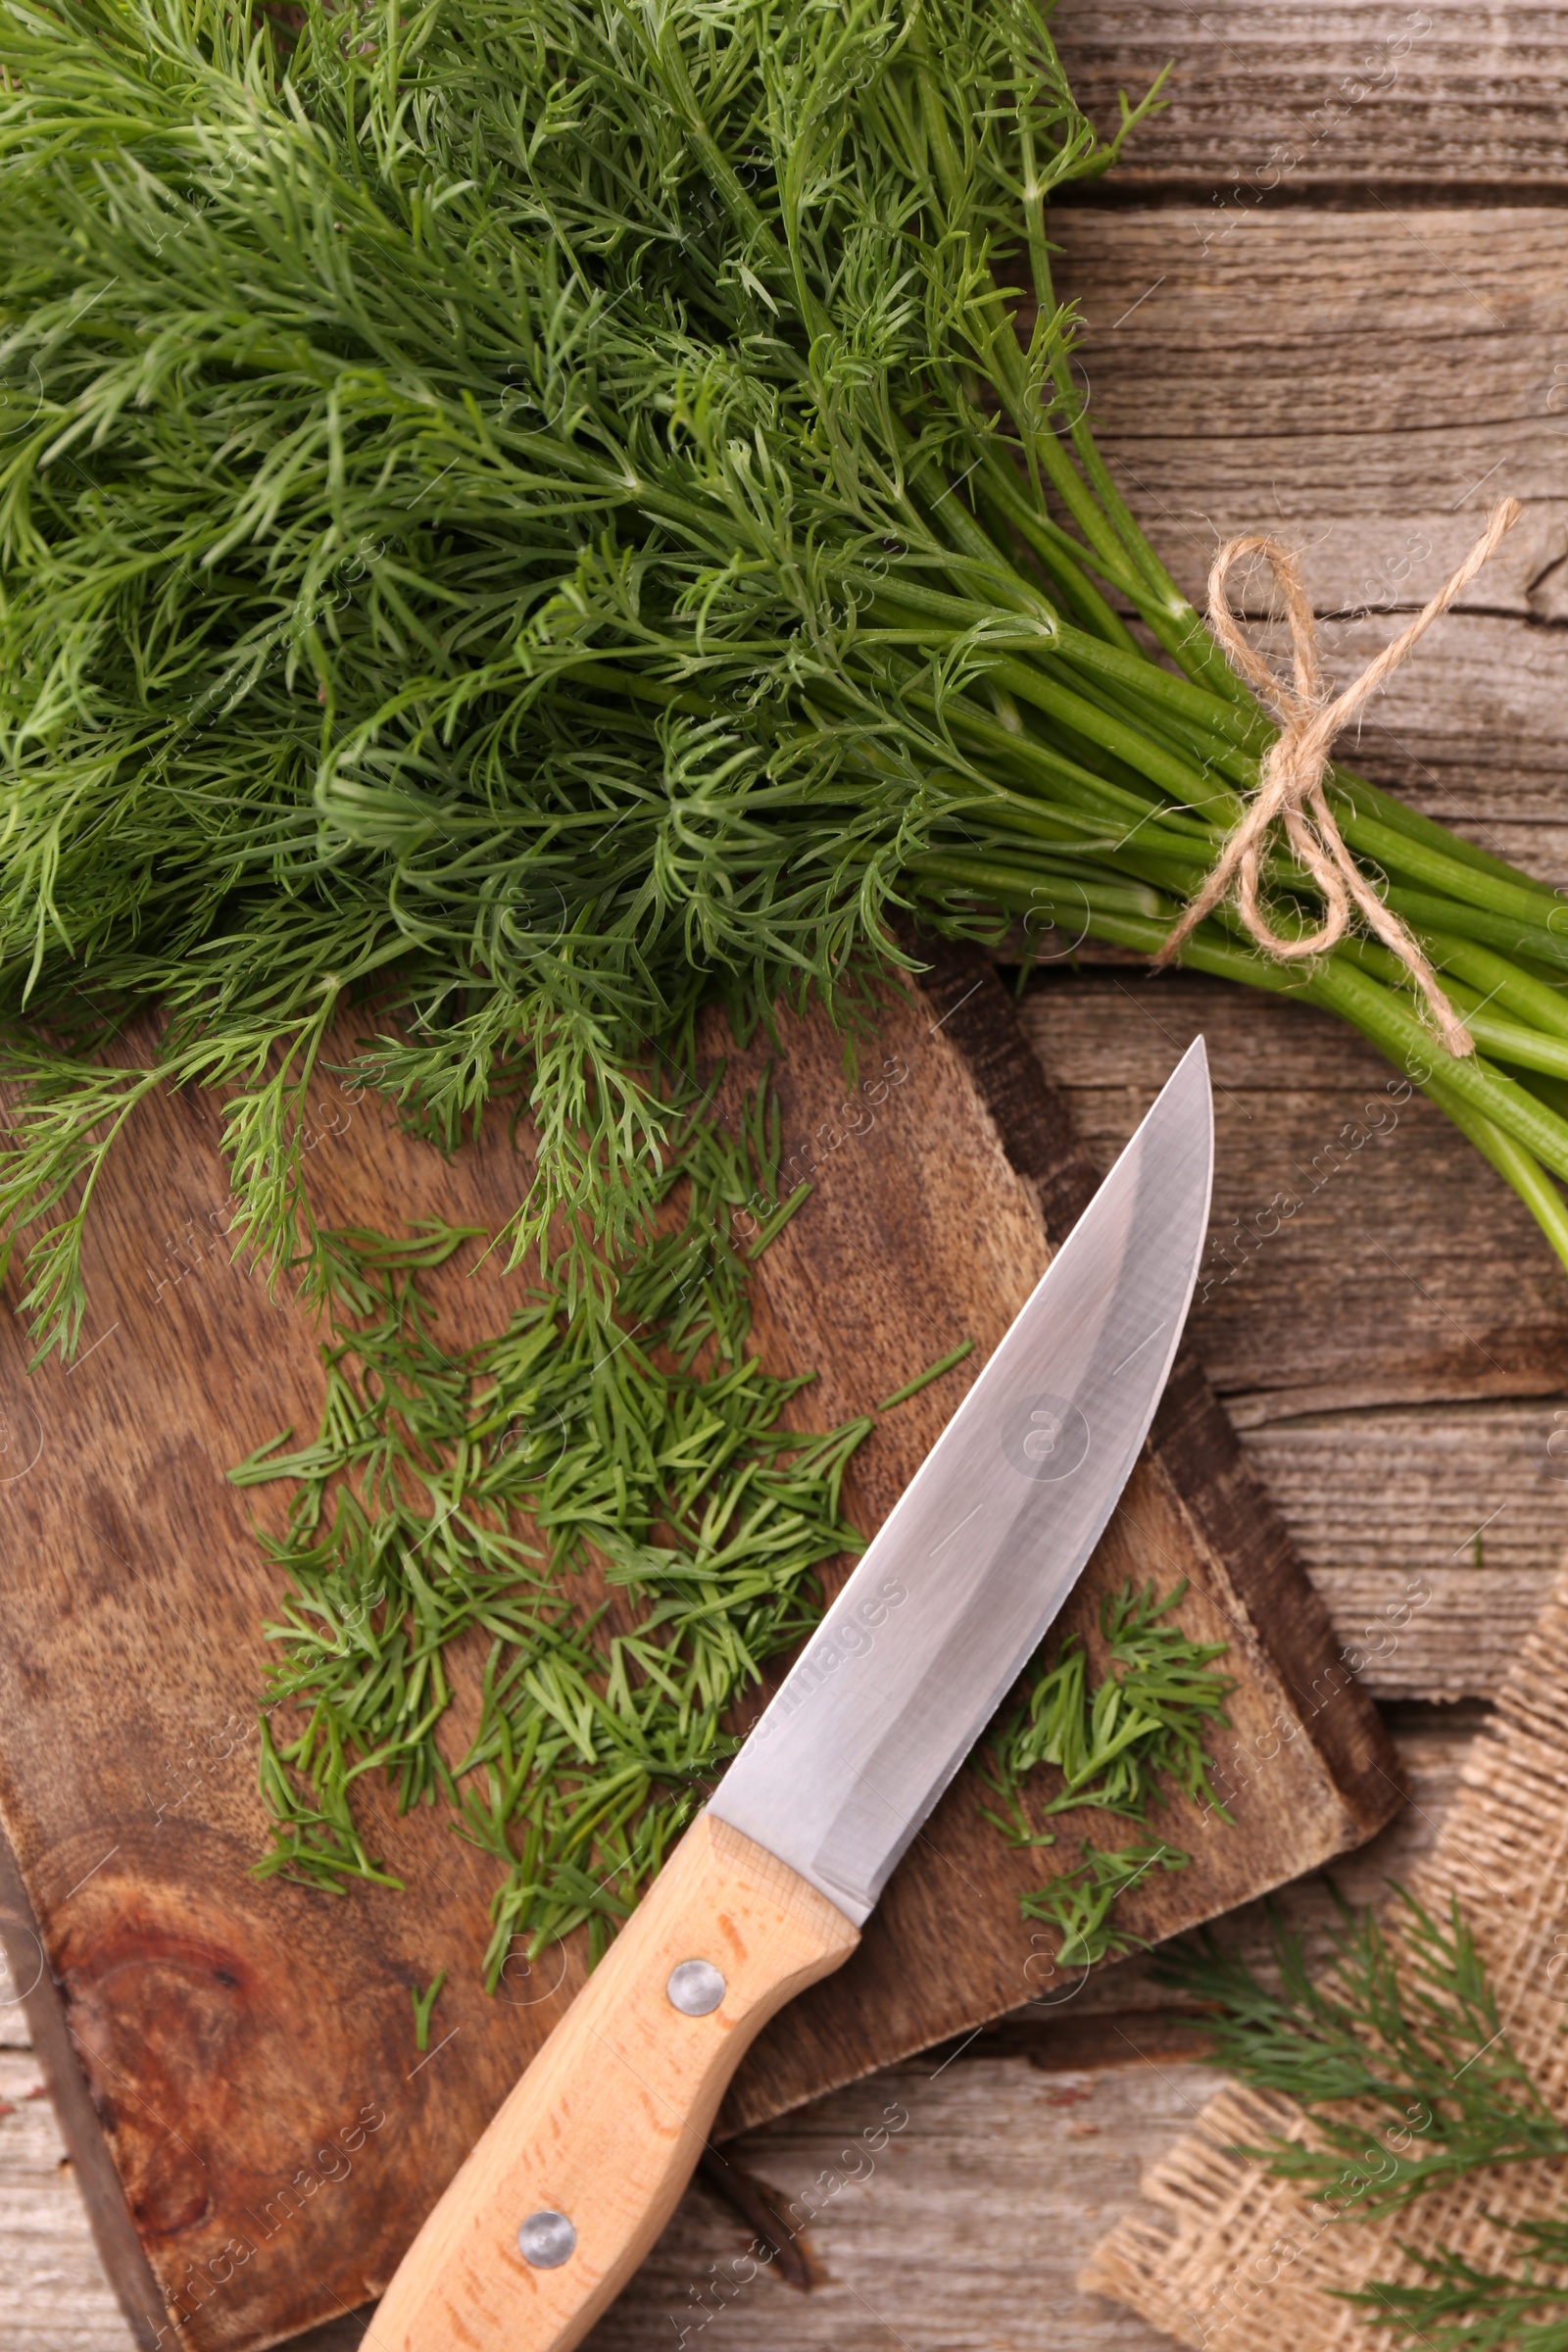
[
  {"xmin": 518, "ymin": 2209, "xmax": 576, "ymax": 2269},
  {"xmin": 665, "ymin": 1958, "xmax": 726, "ymax": 2016}
]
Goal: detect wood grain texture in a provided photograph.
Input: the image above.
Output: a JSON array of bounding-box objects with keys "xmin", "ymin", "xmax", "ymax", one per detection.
[
  {"xmin": 1052, "ymin": 3, "xmax": 1568, "ymax": 192},
  {"xmin": 0, "ymin": 955, "xmax": 1392, "ymax": 2348},
  {"xmin": 374, "ymin": 1818, "xmax": 858, "ymax": 2352}
]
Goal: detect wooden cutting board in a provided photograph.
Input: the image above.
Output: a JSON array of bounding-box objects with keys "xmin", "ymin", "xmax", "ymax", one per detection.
[{"xmin": 0, "ymin": 937, "xmax": 1398, "ymax": 2349}]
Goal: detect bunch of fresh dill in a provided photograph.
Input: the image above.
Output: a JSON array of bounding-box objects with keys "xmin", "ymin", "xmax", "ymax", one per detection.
[
  {"xmin": 981, "ymin": 1579, "xmax": 1233, "ymax": 1965},
  {"xmin": 8, "ymin": 0, "xmax": 1568, "ymax": 1362},
  {"xmin": 234, "ymin": 1086, "xmax": 872, "ymax": 1980},
  {"xmin": 1164, "ymin": 1891, "xmax": 1568, "ymax": 2349}
]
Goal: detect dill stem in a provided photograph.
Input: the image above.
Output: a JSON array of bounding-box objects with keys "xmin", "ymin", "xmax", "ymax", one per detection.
[
  {"xmin": 1420, "ymin": 934, "xmax": 1568, "ymax": 1040},
  {"xmin": 911, "ymin": 855, "xmax": 1568, "ymax": 1260},
  {"xmin": 876, "ymin": 1338, "xmax": 974, "ymax": 1412},
  {"xmin": 1423, "ymin": 1079, "xmax": 1568, "ymax": 1276}
]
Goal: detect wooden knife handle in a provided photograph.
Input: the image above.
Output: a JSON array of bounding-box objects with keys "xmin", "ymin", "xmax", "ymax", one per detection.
[{"xmin": 373, "ymin": 1811, "xmax": 860, "ymax": 2350}]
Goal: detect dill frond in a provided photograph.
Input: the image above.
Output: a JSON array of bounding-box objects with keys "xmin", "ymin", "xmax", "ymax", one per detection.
[
  {"xmin": 1346, "ymin": 2220, "xmax": 1568, "ymax": 2352},
  {"xmin": 983, "ymin": 1578, "xmax": 1234, "ymax": 1833},
  {"xmin": 1020, "ymin": 1836, "xmax": 1188, "ymax": 1969},
  {"xmin": 1159, "ymin": 1887, "xmax": 1568, "ymax": 2217}
]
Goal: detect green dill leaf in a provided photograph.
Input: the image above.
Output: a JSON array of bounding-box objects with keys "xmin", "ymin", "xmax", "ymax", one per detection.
[
  {"xmin": 982, "ymin": 1578, "xmax": 1234, "ymax": 1838},
  {"xmin": 1019, "ymin": 1838, "xmax": 1188, "ymax": 1969},
  {"xmin": 410, "ymin": 1969, "xmax": 449, "ymax": 2053},
  {"xmin": 1342, "ymin": 2220, "xmax": 1568, "ymax": 2352},
  {"xmin": 977, "ymin": 1577, "xmax": 1231, "ymax": 1967}
]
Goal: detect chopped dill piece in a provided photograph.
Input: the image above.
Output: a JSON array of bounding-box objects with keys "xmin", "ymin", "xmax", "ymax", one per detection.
[
  {"xmin": 742, "ymin": 1185, "xmax": 813, "ymax": 1259},
  {"xmin": 982, "ymin": 1579, "xmax": 1234, "ymax": 1842},
  {"xmin": 982, "ymin": 1579, "xmax": 1233, "ymax": 1966},
  {"xmin": 410, "ymin": 1970, "xmax": 448, "ymax": 2053},
  {"xmin": 876, "ymin": 1339, "xmax": 975, "ymax": 1413}
]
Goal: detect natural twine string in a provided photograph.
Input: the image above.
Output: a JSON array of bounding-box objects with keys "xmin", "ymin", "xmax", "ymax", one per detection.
[{"xmin": 1154, "ymin": 496, "xmax": 1523, "ymax": 1056}]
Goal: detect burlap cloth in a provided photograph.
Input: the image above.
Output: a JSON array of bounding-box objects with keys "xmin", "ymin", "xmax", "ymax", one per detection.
[{"xmin": 1083, "ymin": 1558, "xmax": 1568, "ymax": 2345}]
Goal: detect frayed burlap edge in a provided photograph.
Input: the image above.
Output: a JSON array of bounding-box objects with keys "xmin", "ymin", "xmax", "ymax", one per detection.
[{"xmin": 1082, "ymin": 1556, "xmax": 1568, "ymax": 2348}]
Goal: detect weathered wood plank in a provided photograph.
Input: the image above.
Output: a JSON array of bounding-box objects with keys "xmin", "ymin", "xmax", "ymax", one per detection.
[
  {"xmin": 1249, "ymin": 1408, "xmax": 1566, "ymax": 1699},
  {"xmin": 1048, "ymin": 205, "xmax": 1568, "ymax": 876},
  {"xmin": 1050, "ymin": 208, "xmax": 1568, "ymax": 553},
  {"xmin": 1320, "ymin": 1566, "xmax": 1554, "ymax": 1700},
  {"xmin": 0, "ymin": 2038, "xmax": 135, "ymax": 2352},
  {"xmin": 1053, "ymin": 3, "xmax": 1568, "ymax": 192}
]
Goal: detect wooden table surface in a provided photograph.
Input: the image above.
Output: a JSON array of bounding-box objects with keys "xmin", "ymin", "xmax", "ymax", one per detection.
[{"xmin": 5, "ymin": 2, "xmax": 1565, "ymax": 2344}]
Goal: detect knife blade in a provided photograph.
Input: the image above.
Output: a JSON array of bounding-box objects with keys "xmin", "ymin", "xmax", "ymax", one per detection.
[{"xmin": 373, "ymin": 1036, "xmax": 1213, "ymax": 2351}]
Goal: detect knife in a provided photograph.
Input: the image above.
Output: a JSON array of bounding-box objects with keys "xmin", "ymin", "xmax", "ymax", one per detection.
[{"xmin": 373, "ymin": 1035, "xmax": 1213, "ymax": 2349}]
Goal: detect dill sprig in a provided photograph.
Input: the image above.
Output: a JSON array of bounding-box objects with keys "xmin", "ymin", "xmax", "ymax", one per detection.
[
  {"xmin": 410, "ymin": 1969, "xmax": 447, "ymax": 2052},
  {"xmin": 1159, "ymin": 1888, "xmax": 1568, "ymax": 2218},
  {"xmin": 236, "ymin": 1086, "xmax": 873, "ymax": 1981},
  {"xmin": 1346, "ymin": 2221, "xmax": 1568, "ymax": 2352},
  {"xmin": 11, "ymin": 0, "xmax": 1568, "ymax": 1363},
  {"xmin": 1020, "ymin": 1837, "xmax": 1188, "ymax": 1969},
  {"xmin": 980, "ymin": 1579, "xmax": 1233, "ymax": 1965}
]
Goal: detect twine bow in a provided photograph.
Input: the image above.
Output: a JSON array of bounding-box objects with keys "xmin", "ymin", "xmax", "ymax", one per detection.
[{"xmin": 1155, "ymin": 498, "xmax": 1523, "ymax": 1057}]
